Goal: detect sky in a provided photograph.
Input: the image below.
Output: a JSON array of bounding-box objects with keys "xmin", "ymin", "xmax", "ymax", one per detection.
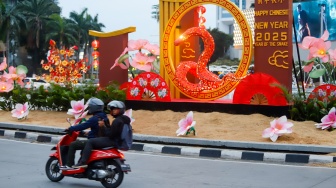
[{"xmin": 58, "ymin": 0, "xmax": 217, "ymax": 45}]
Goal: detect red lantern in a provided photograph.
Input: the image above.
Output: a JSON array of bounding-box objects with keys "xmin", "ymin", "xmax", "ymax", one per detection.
[
  {"xmin": 197, "ymin": 6, "xmax": 206, "ymax": 14},
  {"xmin": 92, "ymin": 51, "xmax": 100, "ymax": 59},
  {"xmin": 93, "ymin": 59, "xmax": 99, "ymax": 69},
  {"xmin": 91, "ymin": 40, "xmax": 100, "ymax": 50}
]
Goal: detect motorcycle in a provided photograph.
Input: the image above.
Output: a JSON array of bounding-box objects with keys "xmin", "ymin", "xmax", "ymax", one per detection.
[{"xmin": 45, "ymin": 126, "xmax": 131, "ymax": 188}]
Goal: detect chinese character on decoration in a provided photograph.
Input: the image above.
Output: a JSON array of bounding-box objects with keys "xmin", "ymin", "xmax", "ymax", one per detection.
[
  {"xmin": 91, "ymin": 39, "xmax": 100, "ymax": 70},
  {"xmin": 40, "ymin": 39, "xmax": 88, "ymax": 85}
]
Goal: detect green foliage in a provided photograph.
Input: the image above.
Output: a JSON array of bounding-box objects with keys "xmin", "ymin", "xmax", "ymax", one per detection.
[
  {"xmin": 270, "ymin": 82, "xmax": 336, "ymax": 123},
  {"xmin": 200, "ymin": 28, "xmax": 233, "ymax": 64},
  {"xmin": 0, "ymin": 82, "xmax": 126, "ymax": 112},
  {"xmin": 210, "ymin": 57, "xmax": 240, "ymax": 66},
  {"xmin": 270, "ymin": 83, "xmax": 293, "ymax": 104},
  {"xmin": 289, "ymin": 92, "xmax": 336, "ymax": 122}
]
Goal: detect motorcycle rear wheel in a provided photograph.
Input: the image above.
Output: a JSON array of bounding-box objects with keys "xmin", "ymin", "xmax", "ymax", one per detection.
[
  {"xmin": 45, "ymin": 157, "xmax": 64, "ymax": 182},
  {"xmin": 101, "ymin": 160, "xmax": 124, "ymax": 188}
]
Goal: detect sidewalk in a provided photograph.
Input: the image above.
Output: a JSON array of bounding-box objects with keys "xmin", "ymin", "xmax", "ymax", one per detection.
[{"xmin": 1, "ymin": 122, "xmax": 336, "ymax": 165}]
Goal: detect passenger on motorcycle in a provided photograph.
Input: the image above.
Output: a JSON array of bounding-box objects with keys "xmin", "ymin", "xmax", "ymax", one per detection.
[
  {"xmin": 60, "ymin": 97, "xmax": 108, "ymax": 170},
  {"xmin": 72, "ymin": 100, "xmax": 131, "ymax": 168}
]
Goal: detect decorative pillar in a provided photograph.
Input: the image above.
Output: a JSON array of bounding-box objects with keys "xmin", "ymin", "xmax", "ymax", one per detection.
[
  {"xmin": 159, "ymin": 0, "xmax": 199, "ymax": 99},
  {"xmin": 254, "ymin": 1, "xmax": 293, "ymax": 91},
  {"xmin": 89, "ymin": 27, "xmax": 136, "ymax": 87}
]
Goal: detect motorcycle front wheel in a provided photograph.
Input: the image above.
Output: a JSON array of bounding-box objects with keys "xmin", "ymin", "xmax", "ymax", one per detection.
[
  {"xmin": 101, "ymin": 160, "xmax": 124, "ymax": 188},
  {"xmin": 45, "ymin": 157, "xmax": 64, "ymax": 182}
]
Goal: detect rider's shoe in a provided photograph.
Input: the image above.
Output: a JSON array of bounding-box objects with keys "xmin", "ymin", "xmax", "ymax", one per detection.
[
  {"xmin": 60, "ymin": 165, "xmax": 75, "ymax": 170},
  {"xmin": 72, "ymin": 162, "xmax": 88, "ymax": 168}
]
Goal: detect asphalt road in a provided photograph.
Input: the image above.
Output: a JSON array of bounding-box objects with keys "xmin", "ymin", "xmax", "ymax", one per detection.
[{"xmin": 1, "ymin": 139, "xmax": 336, "ymax": 188}]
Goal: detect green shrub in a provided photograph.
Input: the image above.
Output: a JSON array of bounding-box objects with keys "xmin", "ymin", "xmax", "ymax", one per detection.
[{"xmin": 0, "ymin": 82, "xmax": 126, "ymax": 111}]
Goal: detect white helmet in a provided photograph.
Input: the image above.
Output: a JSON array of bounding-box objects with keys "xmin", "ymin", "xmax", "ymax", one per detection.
[{"xmin": 107, "ymin": 100, "xmax": 125, "ymax": 114}]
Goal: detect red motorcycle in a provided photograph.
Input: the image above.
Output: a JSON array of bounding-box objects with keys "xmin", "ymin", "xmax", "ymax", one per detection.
[{"xmin": 45, "ymin": 130, "xmax": 131, "ymax": 188}]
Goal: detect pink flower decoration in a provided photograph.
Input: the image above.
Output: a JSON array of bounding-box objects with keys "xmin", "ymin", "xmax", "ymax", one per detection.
[
  {"xmin": 262, "ymin": 115, "xmax": 293, "ymax": 142},
  {"xmin": 11, "ymin": 102, "xmax": 29, "ymax": 120},
  {"xmin": 67, "ymin": 99, "xmax": 88, "ymax": 119},
  {"xmin": 130, "ymin": 52, "xmax": 153, "ymax": 72},
  {"xmin": 315, "ymin": 107, "xmax": 336, "ymax": 130},
  {"xmin": 124, "ymin": 109, "xmax": 135, "ymax": 124},
  {"xmin": 309, "ymin": 39, "xmax": 331, "ymax": 62},
  {"xmin": 128, "ymin": 39, "xmax": 149, "ymax": 51},
  {"xmin": 73, "ymin": 110, "xmax": 89, "ymax": 125},
  {"xmin": 303, "ymin": 62, "xmax": 314, "ymax": 73},
  {"xmin": 176, "ymin": 111, "xmax": 196, "ymax": 136},
  {"xmin": 143, "ymin": 43, "xmax": 160, "ymax": 56},
  {"xmin": 0, "ymin": 57, "xmax": 7, "ymax": 71},
  {"xmin": 2, "ymin": 66, "xmax": 26, "ymax": 86},
  {"xmin": 328, "ymin": 48, "xmax": 336, "ymax": 66},
  {"xmin": 0, "ymin": 81, "xmax": 14, "ymax": 92},
  {"xmin": 111, "ymin": 47, "xmax": 130, "ymax": 70}
]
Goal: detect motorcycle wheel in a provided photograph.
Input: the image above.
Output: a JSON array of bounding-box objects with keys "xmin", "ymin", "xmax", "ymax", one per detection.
[
  {"xmin": 45, "ymin": 157, "xmax": 64, "ymax": 182},
  {"xmin": 101, "ymin": 160, "xmax": 124, "ymax": 188}
]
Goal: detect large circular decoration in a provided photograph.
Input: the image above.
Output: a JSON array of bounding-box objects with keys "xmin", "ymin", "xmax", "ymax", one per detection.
[
  {"xmin": 162, "ymin": 0, "xmax": 253, "ymax": 100},
  {"xmin": 232, "ymin": 73, "xmax": 288, "ymax": 106},
  {"xmin": 120, "ymin": 72, "xmax": 171, "ymax": 102},
  {"xmin": 307, "ymin": 84, "xmax": 336, "ymax": 103}
]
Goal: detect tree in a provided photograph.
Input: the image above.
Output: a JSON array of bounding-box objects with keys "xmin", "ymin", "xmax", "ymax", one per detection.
[
  {"xmin": 45, "ymin": 14, "xmax": 77, "ymax": 48},
  {"xmin": 0, "ymin": 0, "xmax": 25, "ymax": 65},
  {"xmin": 69, "ymin": 8, "xmax": 90, "ymax": 59},
  {"xmin": 69, "ymin": 8, "xmax": 105, "ymax": 59},
  {"xmin": 19, "ymin": 0, "xmax": 60, "ymax": 48},
  {"xmin": 18, "ymin": 0, "xmax": 60, "ymax": 75},
  {"xmin": 200, "ymin": 28, "xmax": 233, "ymax": 64},
  {"xmin": 151, "ymin": 4, "xmax": 159, "ymax": 22}
]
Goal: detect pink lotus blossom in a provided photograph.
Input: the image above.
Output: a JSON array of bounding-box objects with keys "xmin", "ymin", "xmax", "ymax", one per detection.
[
  {"xmin": 262, "ymin": 115, "xmax": 293, "ymax": 142},
  {"xmin": 299, "ymin": 30, "xmax": 330, "ymax": 62},
  {"xmin": 0, "ymin": 57, "xmax": 7, "ymax": 71},
  {"xmin": 315, "ymin": 107, "xmax": 336, "ymax": 130},
  {"xmin": 111, "ymin": 47, "xmax": 130, "ymax": 70},
  {"xmin": 176, "ymin": 111, "xmax": 196, "ymax": 136},
  {"xmin": 130, "ymin": 52, "xmax": 154, "ymax": 72},
  {"xmin": 73, "ymin": 110, "xmax": 89, "ymax": 125},
  {"xmin": 11, "ymin": 102, "xmax": 29, "ymax": 120},
  {"xmin": 128, "ymin": 39, "xmax": 149, "ymax": 51},
  {"xmin": 309, "ymin": 39, "xmax": 331, "ymax": 62},
  {"xmin": 0, "ymin": 81, "xmax": 14, "ymax": 92},
  {"xmin": 2, "ymin": 66, "xmax": 26, "ymax": 86},
  {"xmin": 143, "ymin": 43, "xmax": 160, "ymax": 56},
  {"xmin": 67, "ymin": 99, "xmax": 88, "ymax": 119},
  {"xmin": 328, "ymin": 48, "xmax": 336, "ymax": 66},
  {"xmin": 303, "ymin": 62, "xmax": 314, "ymax": 72},
  {"xmin": 124, "ymin": 109, "xmax": 135, "ymax": 124}
]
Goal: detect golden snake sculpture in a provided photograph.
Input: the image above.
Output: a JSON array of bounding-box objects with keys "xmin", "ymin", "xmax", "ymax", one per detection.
[{"xmin": 174, "ymin": 27, "xmax": 244, "ymax": 92}]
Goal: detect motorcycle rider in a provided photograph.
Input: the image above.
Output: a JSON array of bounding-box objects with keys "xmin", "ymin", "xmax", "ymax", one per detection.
[
  {"xmin": 60, "ymin": 97, "xmax": 108, "ymax": 170},
  {"xmin": 72, "ymin": 100, "xmax": 130, "ymax": 168}
]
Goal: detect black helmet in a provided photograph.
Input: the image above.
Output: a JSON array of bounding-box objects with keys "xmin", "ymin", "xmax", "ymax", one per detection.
[
  {"xmin": 107, "ymin": 100, "xmax": 125, "ymax": 114},
  {"xmin": 87, "ymin": 97, "xmax": 104, "ymax": 114}
]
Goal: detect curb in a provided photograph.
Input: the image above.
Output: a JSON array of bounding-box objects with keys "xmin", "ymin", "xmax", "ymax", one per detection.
[{"xmin": 1, "ymin": 129, "xmax": 336, "ymax": 165}]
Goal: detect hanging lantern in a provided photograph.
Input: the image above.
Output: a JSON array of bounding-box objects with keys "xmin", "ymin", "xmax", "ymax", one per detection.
[
  {"xmin": 93, "ymin": 59, "xmax": 99, "ymax": 69},
  {"xmin": 92, "ymin": 40, "xmax": 100, "ymax": 50},
  {"xmin": 92, "ymin": 51, "xmax": 100, "ymax": 59},
  {"xmin": 197, "ymin": 6, "xmax": 206, "ymax": 15}
]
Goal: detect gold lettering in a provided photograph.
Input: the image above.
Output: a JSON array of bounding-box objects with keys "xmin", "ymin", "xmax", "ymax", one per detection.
[
  {"xmin": 276, "ymin": 42, "xmax": 288, "ymax": 46},
  {"xmin": 270, "ymin": 21, "xmax": 288, "ymax": 29},
  {"xmin": 255, "ymin": 22, "xmax": 268, "ymax": 29},
  {"xmin": 270, "ymin": 9, "xmax": 289, "ymax": 15},
  {"xmin": 255, "ymin": 10, "xmax": 268, "ymax": 16}
]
